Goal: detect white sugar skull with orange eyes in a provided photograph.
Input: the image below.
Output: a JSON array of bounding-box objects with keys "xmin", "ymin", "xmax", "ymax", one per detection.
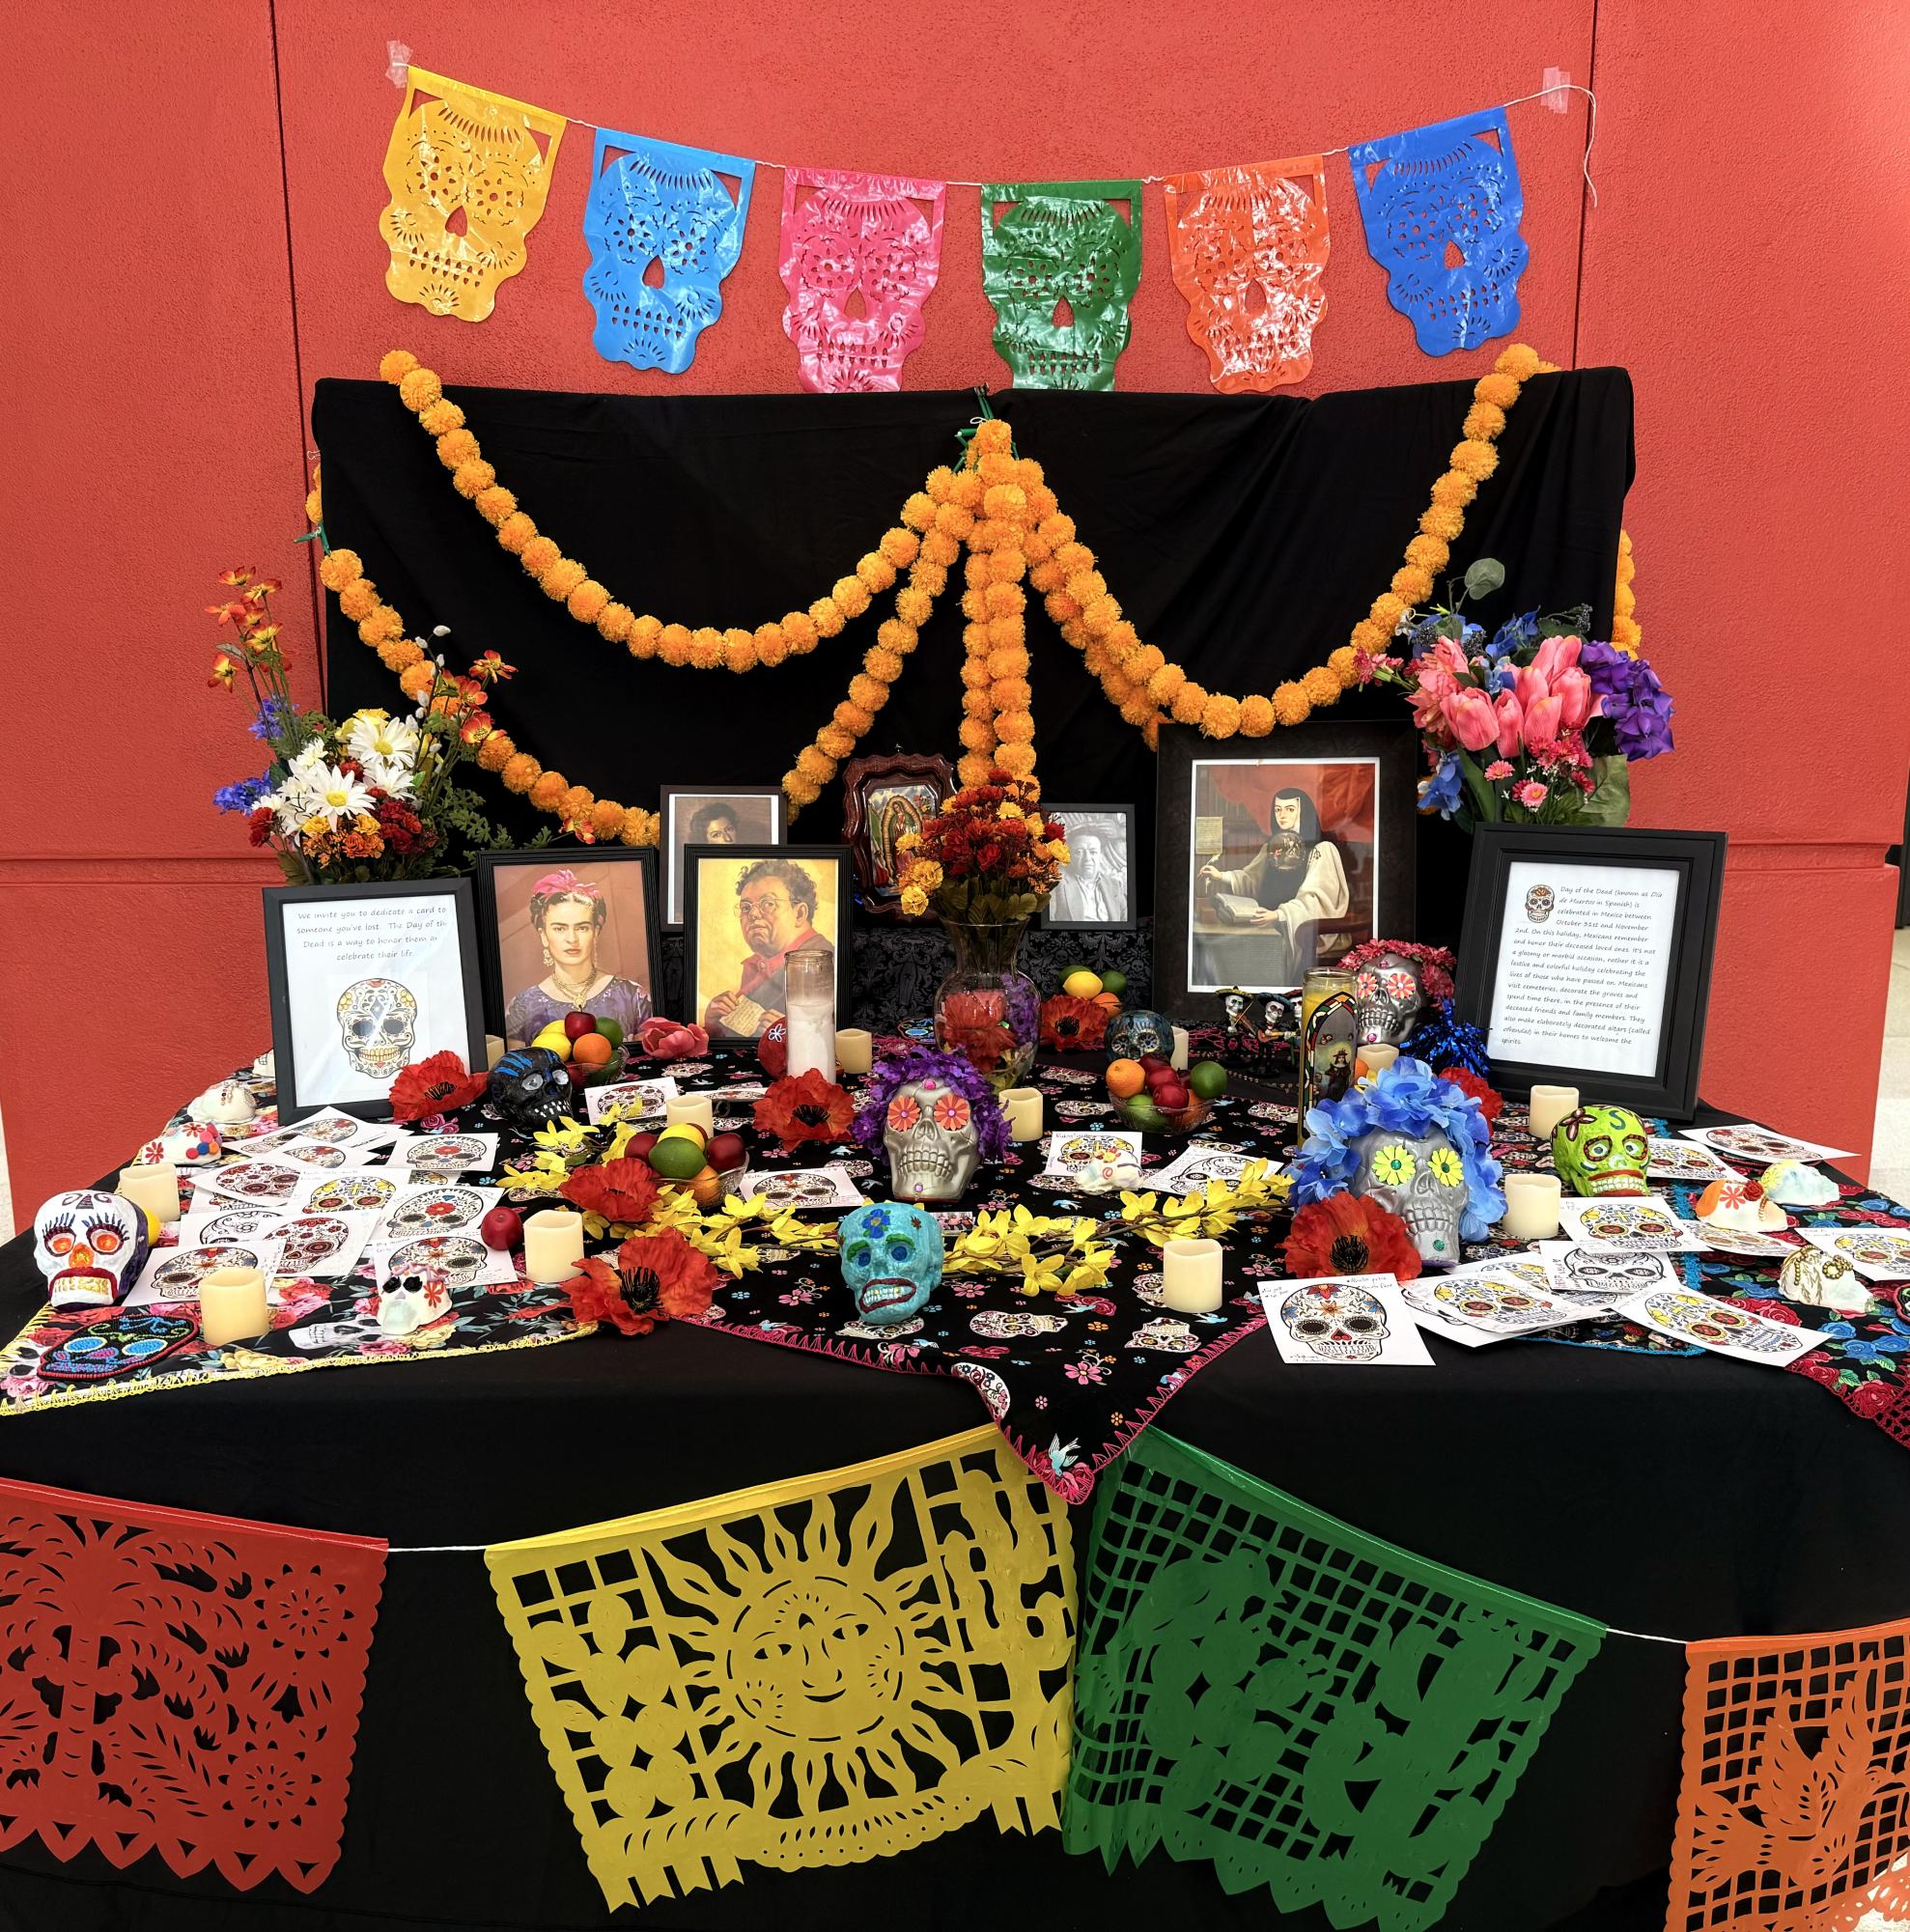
[
  {"xmin": 883, "ymin": 1076, "xmax": 979, "ymax": 1202},
  {"xmin": 34, "ymin": 1190, "xmax": 150, "ymax": 1310}
]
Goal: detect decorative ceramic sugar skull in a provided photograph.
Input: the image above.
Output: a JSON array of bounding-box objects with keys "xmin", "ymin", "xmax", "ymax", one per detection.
[
  {"xmin": 189, "ymin": 1079, "xmax": 256, "ymax": 1126},
  {"xmin": 838, "ymin": 1203, "xmax": 942, "ymax": 1326},
  {"xmin": 1352, "ymin": 950, "xmax": 1431, "ymax": 1048},
  {"xmin": 1759, "ymin": 1161, "xmax": 1841, "ymax": 1209},
  {"xmin": 489, "ymin": 1047, "xmax": 574, "ymax": 1134},
  {"xmin": 779, "ymin": 169, "xmax": 946, "ymax": 392},
  {"xmin": 1779, "ymin": 1245, "xmax": 1873, "ymax": 1316},
  {"xmin": 1351, "ymin": 1127, "xmax": 1469, "ymax": 1268},
  {"xmin": 376, "ymin": 1272, "xmax": 452, "ymax": 1338},
  {"xmin": 34, "ymin": 1191, "xmax": 151, "ymax": 1310},
  {"xmin": 1551, "ymin": 1106, "xmax": 1649, "ymax": 1196},
  {"xmin": 139, "ymin": 1124, "xmax": 222, "ymax": 1167},
  {"xmin": 884, "ymin": 1075, "xmax": 980, "ymax": 1202},
  {"xmin": 1278, "ymin": 1280, "xmax": 1389, "ymax": 1361},
  {"xmin": 1107, "ymin": 1010, "xmax": 1175, "ymax": 1061},
  {"xmin": 336, "ymin": 978, "xmax": 417, "ymax": 1078}
]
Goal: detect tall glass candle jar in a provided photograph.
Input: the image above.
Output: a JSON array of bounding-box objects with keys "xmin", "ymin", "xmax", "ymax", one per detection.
[
  {"xmin": 1299, "ymin": 966, "xmax": 1359, "ymax": 1128},
  {"xmin": 784, "ymin": 949, "xmax": 836, "ymax": 1084}
]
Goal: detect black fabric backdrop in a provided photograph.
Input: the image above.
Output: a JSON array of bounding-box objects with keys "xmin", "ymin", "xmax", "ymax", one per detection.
[{"xmin": 317, "ymin": 370, "xmax": 1634, "ymax": 951}]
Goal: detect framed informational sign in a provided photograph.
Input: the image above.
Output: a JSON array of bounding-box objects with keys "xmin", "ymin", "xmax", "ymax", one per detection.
[
  {"xmin": 1454, "ymin": 825, "xmax": 1727, "ymax": 1120},
  {"xmin": 264, "ymin": 881, "xmax": 486, "ymax": 1122}
]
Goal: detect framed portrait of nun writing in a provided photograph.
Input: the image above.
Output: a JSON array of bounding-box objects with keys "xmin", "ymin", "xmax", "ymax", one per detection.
[
  {"xmin": 472, "ymin": 849, "xmax": 661, "ymax": 1047},
  {"xmin": 264, "ymin": 880, "xmax": 486, "ymax": 1123},
  {"xmin": 1151, "ymin": 720, "xmax": 1418, "ymax": 1022}
]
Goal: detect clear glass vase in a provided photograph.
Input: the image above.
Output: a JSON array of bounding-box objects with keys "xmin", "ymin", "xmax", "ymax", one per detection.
[{"xmin": 933, "ymin": 917, "xmax": 1040, "ymax": 1091}]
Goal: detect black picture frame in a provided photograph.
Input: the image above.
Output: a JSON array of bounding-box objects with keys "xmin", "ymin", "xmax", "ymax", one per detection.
[
  {"xmin": 681, "ymin": 845, "xmax": 855, "ymax": 1050},
  {"xmin": 1039, "ymin": 803, "xmax": 1139, "ymax": 932},
  {"xmin": 659, "ymin": 785, "xmax": 787, "ymax": 928},
  {"xmin": 1151, "ymin": 720, "xmax": 1418, "ymax": 1023},
  {"xmin": 1454, "ymin": 824, "xmax": 1727, "ymax": 1121},
  {"xmin": 471, "ymin": 847, "xmax": 662, "ymax": 1043},
  {"xmin": 263, "ymin": 879, "xmax": 486, "ymax": 1123}
]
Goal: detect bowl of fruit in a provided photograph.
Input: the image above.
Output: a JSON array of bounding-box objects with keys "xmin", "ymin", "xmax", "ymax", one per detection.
[
  {"xmin": 1105, "ymin": 1054, "xmax": 1229, "ymax": 1135},
  {"xmin": 530, "ymin": 1013, "xmax": 630, "ymax": 1090}
]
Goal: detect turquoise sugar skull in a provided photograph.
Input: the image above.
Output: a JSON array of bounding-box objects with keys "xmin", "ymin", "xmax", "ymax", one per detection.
[
  {"xmin": 1551, "ymin": 1105, "xmax": 1649, "ymax": 1196},
  {"xmin": 839, "ymin": 1202, "xmax": 942, "ymax": 1326}
]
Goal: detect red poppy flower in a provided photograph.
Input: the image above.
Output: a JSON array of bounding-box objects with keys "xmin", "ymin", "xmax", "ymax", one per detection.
[
  {"xmin": 754, "ymin": 1070, "xmax": 855, "ymax": 1151},
  {"xmin": 389, "ymin": 1051, "xmax": 489, "ymax": 1123},
  {"xmin": 560, "ymin": 1158, "xmax": 661, "ymax": 1226},
  {"xmin": 1439, "ymin": 1066, "xmax": 1504, "ymax": 1125},
  {"xmin": 564, "ymin": 1226, "xmax": 718, "ymax": 1336},
  {"xmin": 1283, "ymin": 1191, "xmax": 1423, "ymax": 1282},
  {"xmin": 1040, "ymin": 994, "xmax": 1109, "ymax": 1052}
]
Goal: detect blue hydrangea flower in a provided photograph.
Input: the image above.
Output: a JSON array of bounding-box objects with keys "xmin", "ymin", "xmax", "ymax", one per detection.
[{"xmin": 1418, "ymin": 755, "xmax": 1464, "ymax": 820}]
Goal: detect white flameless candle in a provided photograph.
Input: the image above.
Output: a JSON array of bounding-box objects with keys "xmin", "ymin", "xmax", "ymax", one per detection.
[
  {"xmin": 1170, "ymin": 1026, "xmax": 1190, "ymax": 1072},
  {"xmin": 1359, "ymin": 1044, "xmax": 1399, "ymax": 1078},
  {"xmin": 1161, "ymin": 1238, "xmax": 1224, "ymax": 1313},
  {"xmin": 115, "ymin": 1162, "xmax": 182, "ymax": 1226},
  {"xmin": 1528, "ymin": 1085, "xmax": 1580, "ymax": 1142},
  {"xmin": 1001, "ymin": 1087, "xmax": 1044, "ymax": 1141},
  {"xmin": 1502, "ymin": 1173, "xmax": 1563, "ymax": 1242},
  {"xmin": 485, "ymin": 1033, "xmax": 507, "ymax": 1070},
  {"xmin": 199, "ymin": 1266, "xmax": 269, "ymax": 1348},
  {"xmin": 665, "ymin": 1095, "xmax": 716, "ymax": 1138},
  {"xmin": 834, "ymin": 1028, "xmax": 873, "ymax": 1077},
  {"xmin": 524, "ymin": 1210, "xmax": 585, "ymax": 1285}
]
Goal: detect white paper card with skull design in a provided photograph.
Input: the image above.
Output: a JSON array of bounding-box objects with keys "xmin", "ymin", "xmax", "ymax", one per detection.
[
  {"xmin": 290, "ymin": 1168, "xmax": 406, "ymax": 1218},
  {"xmin": 177, "ymin": 1208, "xmax": 380, "ymax": 1281},
  {"xmin": 1259, "ymin": 1274, "xmax": 1434, "ymax": 1366},
  {"xmin": 732, "ymin": 1165, "xmax": 867, "ymax": 1211},
  {"xmin": 245, "ymin": 1106, "xmax": 404, "ymax": 1160},
  {"xmin": 1398, "ymin": 1259, "xmax": 1591, "ymax": 1348},
  {"xmin": 126, "ymin": 1240, "xmax": 289, "ymax": 1307},
  {"xmin": 1604, "ymin": 1287, "xmax": 1823, "ymax": 1367},
  {"xmin": 1556, "ymin": 1194, "xmax": 1712, "ymax": 1253},
  {"xmin": 191, "ymin": 1159, "xmax": 309, "ymax": 1212},
  {"xmin": 1643, "ymin": 1137, "xmax": 1736, "ymax": 1184},
  {"xmin": 584, "ymin": 1078, "xmax": 679, "ymax": 1126},
  {"xmin": 1534, "ymin": 1241, "xmax": 1681, "ymax": 1309},
  {"xmin": 370, "ymin": 1231, "xmax": 519, "ymax": 1292},
  {"xmin": 374, "ymin": 1183, "xmax": 504, "ymax": 1245},
  {"xmin": 387, "ymin": 1131, "xmax": 501, "ymax": 1177},
  {"xmin": 1677, "ymin": 1122, "xmax": 1854, "ymax": 1165},
  {"xmin": 1147, "ymin": 1144, "xmax": 1276, "ymax": 1193},
  {"xmin": 1799, "ymin": 1226, "xmax": 1910, "ymax": 1283},
  {"xmin": 1043, "ymin": 1131, "xmax": 1143, "ymax": 1185}
]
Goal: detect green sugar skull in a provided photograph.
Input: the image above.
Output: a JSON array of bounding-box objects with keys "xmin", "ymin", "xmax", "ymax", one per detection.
[{"xmin": 1551, "ymin": 1105, "xmax": 1649, "ymax": 1196}]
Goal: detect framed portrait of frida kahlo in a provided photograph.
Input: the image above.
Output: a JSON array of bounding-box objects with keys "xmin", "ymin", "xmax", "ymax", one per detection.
[
  {"xmin": 472, "ymin": 849, "xmax": 662, "ymax": 1046},
  {"xmin": 682, "ymin": 846, "xmax": 854, "ymax": 1049}
]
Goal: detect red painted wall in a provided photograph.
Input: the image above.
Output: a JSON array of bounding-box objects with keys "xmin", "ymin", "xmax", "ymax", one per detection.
[{"xmin": 5, "ymin": 1, "xmax": 1906, "ymax": 1215}]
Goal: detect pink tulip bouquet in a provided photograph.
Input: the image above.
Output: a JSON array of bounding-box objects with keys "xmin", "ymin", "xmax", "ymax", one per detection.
[{"xmin": 1357, "ymin": 567, "xmax": 1675, "ymax": 828}]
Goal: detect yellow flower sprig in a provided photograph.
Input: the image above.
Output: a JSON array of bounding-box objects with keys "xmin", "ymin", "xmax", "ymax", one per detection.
[
  {"xmin": 649, "ymin": 1190, "xmax": 840, "ymax": 1277},
  {"xmin": 1118, "ymin": 1161, "xmax": 1291, "ymax": 1246},
  {"xmin": 945, "ymin": 1207, "xmax": 1116, "ymax": 1300}
]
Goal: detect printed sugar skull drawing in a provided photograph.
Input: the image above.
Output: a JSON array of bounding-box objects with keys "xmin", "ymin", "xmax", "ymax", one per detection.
[
  {"xmin": 1640, "ymin": 1291, "xmax": 1799, "ymax": 1353},
  {"xmin": 211, "ymin": 1162, "xmax": 302, "ymax": 1205},
  {"xmin": 336, "ymin": 979, "xmax": 418, "ymax": 1080},
  {"xmin": 276, "ymin": 1216, "xmax": 357, "ymax": 1274},
  {"xmin": 382, "ymin": 1187, "xmax": 490, "ymax": 1238},
  {"xmin": 1278, "ymin": 1280, "xmax": 1389, "ymax": 1362},
  {"xmin": 385, "ymin": 1234, "xmax": 490, "ymax": 1289},
  {"xmin": 1525, "ymin": 883, "xmax": 1555, "ymax": 924},
  {"xmin": 145, "ymin": 1245, "xmax": 267, "ymax": 1302},
  {"xmin": 309, "ymin": 1174, "xmax": 397, "ymax": 1214},
  {"xmin": 1552, "ymin": 1246, "xmax": 1672, "ymax": 1306},
  {"xmin": 1573, "ymin": 1199, "xmax": 1687, "ymax": 1247}
]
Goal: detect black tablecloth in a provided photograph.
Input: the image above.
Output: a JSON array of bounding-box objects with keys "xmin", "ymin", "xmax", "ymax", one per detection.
[{"xmin": 1, "ymin": 1104, "xmax": 1906, "ymax": 1932}]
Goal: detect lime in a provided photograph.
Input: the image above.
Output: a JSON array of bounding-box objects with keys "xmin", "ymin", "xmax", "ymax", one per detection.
[
  {"xmin": 647, "ymin": 1136, "xmax": 707, "ymax": 1181},
  {"xmin": 1188, "ymin": 1061, "xmax": 1229, "ymax": 1101},
  {"xmin": 1119, "ymin": 1096, "xmax": 1168, "ymax": 1134},
  {"xmin": 595, "ymin": 1017, "xmax": 625, "ymax": 1051},
  {"xmin": 1099, "ymin": 968, "xmax": 1128, "ymax": 997}
]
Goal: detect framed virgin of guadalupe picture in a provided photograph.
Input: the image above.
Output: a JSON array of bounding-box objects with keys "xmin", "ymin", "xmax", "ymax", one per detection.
[
  {"xmin": 472, "ymin": 848, "xmax": 662, "ymax": 1046},
  {"xmin": 1151, "ymin": 720, "xmax": 1418, "ymax": 1022},
  {"xmin": 682, "ymin": 846, "xmax": 854, "ymax": 1049},
  {"xmin": 263, "ymin": 880, "xmax": 486, "ymax": 1123},
  {"xmin": 841, "ymin": 752, "xmax": 955, "ymax": 921},
  {"xmin": 1454, "ymin": 824, "xmax": 1727, "ymax": 1119}
]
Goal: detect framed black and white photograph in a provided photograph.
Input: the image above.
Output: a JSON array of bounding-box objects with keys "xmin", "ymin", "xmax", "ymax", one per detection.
[
  {"xmin": 1040, "ymin": 804, "xmax": 1138, "ymax": 931},
  {"xmin": 1152, "ymin": 720, "xmax": 1418, "ymax": 1022},
  {"xmin": 659, "ymin": 785, "xmax": 786, "ymax": 927},
  {"xmin": 1454, "ymin": 824, "xmax": 1727, "ymax": 1120},
  {"xmin": 472, "ymin": 848, "xmax": 661, "ymax": 1046},
  {"xmin": 683, "ymin": 845, "xmax": 854, "ymax": 1048},
  {"xmin": 263, "ymin": 880, "xmax": 486, "ymax": 1123}
]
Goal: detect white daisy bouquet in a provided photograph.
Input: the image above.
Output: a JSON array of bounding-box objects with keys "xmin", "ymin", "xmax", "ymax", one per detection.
[{"xmin": 206, "ymin": 568, "xmax": 509, "ymax": 883}]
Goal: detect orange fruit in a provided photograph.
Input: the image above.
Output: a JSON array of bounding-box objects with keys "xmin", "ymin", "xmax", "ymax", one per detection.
[
  {"xmin": 688, "ymin": 1164, "xmax": 723, "ymax": 1208},
  {"xmin": 570, "ymin": 1032, "xmax": 614, "ymax": 1068},
  {"xmin": 1107, "ymin": 1058, "xmax": 1147, "ymax": 1100},
  {"xmin": 1091, "ymin": 991, "xmax": 1122, "ymax": 1015}
]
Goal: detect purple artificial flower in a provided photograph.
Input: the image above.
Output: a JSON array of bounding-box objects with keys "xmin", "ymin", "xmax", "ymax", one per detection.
[
  {"xmin": 1580, "ymin": 639, "xmax": 1675, "ymax": 760},
  {"xmin": 852, "ymin": 1046, "xmax": 1011, "ymax": 1172}
]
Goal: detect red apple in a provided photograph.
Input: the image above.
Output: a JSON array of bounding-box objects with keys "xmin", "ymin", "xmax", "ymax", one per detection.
[
  {"xmin": 564, "ymin": 1011, "xmax": 598, "ymax": 1041},
  {"xmin": 479, "ymin": 1206, "xmax": 523, "ymax": 1250},
  {"xmin": 1155, "ymin": 1083, "xmax": 1190, "ymax": 1112},
  {"xmin": 707, "ymin": 1132, "xmax": 747, "ymax": 1172},
  {"xmin": 627, "ymin": 1131, "xmax": 659, "ymax": 1161},
  {"xmin": 1139, "ymin": 1052, "xmax": 1170, "ymax": 1073},
  {"xmin": 565, "ymin": 1063, "xmax": 588, "ymax": 1087},
  {"xmin": 1144, "ymin": 1062, "xmax": 1178, "ymax": 1089}
]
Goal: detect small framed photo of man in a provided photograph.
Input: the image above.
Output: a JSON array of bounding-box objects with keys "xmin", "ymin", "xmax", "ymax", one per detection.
[
  {"xmin": 1039, "ymin": 804, "xmax": 1138, "ymax": 931},
  {"xmin": 264, "ymin": 880, "xmax": 486, "ymax": 1123},
  {"xmin": 683, "ymin": 846, "xmax": 853, "ymax": 1048},
  {"xmin": 659, "ymin": 786, "xmax": 785, "ymax": 927},
  {"xmin": 473, "ymin": 850, "xmax": 661, "ymax": 1047}
]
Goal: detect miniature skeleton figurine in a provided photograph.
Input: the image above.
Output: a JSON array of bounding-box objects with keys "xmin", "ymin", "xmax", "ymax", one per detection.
[
  {"xmin": 1278, "ymin": 1280, "xmax": 1390, "ymax": 1362},
  {"xmin": 883, "ymin": 1076, "xmax": 981, "ymax": 1202},
  {"xmin": 336, "ymin": 979, "xmax": 417, "ymax": 1079}
]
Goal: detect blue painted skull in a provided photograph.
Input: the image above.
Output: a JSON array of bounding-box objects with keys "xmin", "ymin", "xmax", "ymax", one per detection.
[{"xmin": 839, "ymin": 1202, "xmax": 942, "ymax": 1326}]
